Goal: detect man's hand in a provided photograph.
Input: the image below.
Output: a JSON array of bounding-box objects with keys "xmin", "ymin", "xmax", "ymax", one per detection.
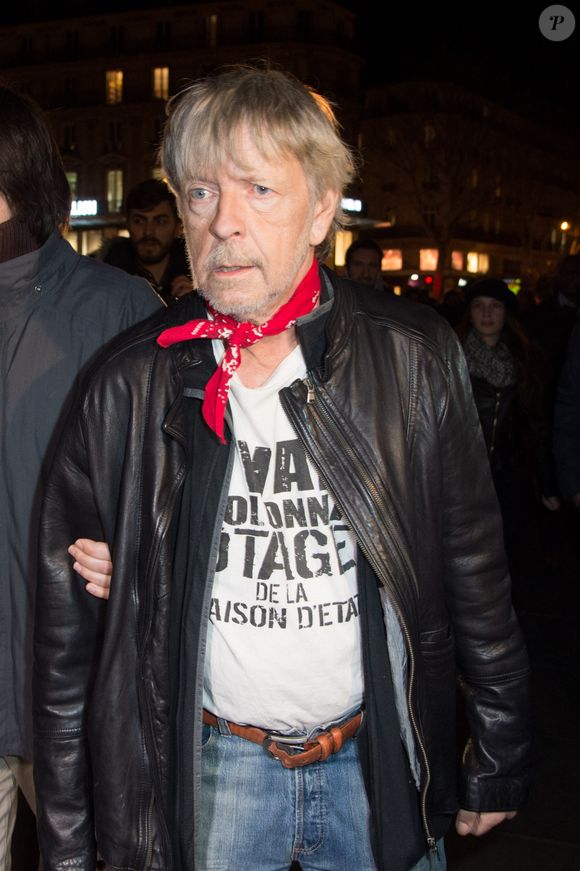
[
  {"xmin": 170, "ymin": 274, "xmax": 194, "ymax": 299},
  {"xmin": 455, "ymin": 809, "xmax": 516, "ymax": 837},
  {"xmin": 69, "ymin": 539, "xmax": 112, "ymax": 600}
]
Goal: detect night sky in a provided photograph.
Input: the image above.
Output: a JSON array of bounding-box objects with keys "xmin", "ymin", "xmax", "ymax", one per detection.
[{"xmin": 2, "ymin": 1, "xmax": 579, "ymax": 131}]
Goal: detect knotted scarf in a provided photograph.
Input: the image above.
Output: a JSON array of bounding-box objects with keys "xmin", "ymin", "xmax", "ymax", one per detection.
[
  {"xmin": 157, "ymin": 257, "xmax": 320, "ymax": 443},
  {"xmin": 463, "ymin": 327, "xmax": 516, "ymax": 388}
]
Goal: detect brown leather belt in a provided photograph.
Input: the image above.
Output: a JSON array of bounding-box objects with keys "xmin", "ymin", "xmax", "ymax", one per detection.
[{"xmin": 203, "ymin": 709, "xmax": 364, "ymax": 769}]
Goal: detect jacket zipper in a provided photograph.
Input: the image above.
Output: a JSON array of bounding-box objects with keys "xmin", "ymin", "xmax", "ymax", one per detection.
[{"xmin": 282, "ymin": 375, "xmax": 437, "ymax": 854}]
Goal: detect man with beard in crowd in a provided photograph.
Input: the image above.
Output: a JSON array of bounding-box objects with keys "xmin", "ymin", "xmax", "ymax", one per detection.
[{"xmin": 102, "ymin": 178, "xmax": 193, "ymax": 303}]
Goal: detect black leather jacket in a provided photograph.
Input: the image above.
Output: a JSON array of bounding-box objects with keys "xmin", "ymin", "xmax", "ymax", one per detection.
[{"xmin": 34, "ymin": 268, "xmax": 531, "ymax": 871}]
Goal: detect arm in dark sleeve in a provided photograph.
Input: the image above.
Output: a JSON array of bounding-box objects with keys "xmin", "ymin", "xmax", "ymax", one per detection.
[
  {"xmin": 438, "ymin": 329, "xmax": 532, "ymax": 811},
  {"xmin": 34, "ymin": 399, "xmax": 107, "ymax": 870}
]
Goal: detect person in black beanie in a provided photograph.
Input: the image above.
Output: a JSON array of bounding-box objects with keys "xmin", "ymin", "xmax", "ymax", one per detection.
[
  {"xmin": 0, "ymin": 82, "xmax": 161, "ymax": 867},
  {"xmin": 457, "ymin": 277, "xmax": 560, "ymax": 580}
]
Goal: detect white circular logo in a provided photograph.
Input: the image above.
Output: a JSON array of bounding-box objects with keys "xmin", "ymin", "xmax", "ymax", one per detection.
[{"xmin": 539, "ymin": 5, "xmax": 576, "ymax": 41}]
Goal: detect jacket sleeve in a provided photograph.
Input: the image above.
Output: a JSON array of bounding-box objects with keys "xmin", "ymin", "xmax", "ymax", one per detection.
[
  {"xmin": 34, "ymin": 397, "xmax": 107, "ymax": 870},
  {"xmin": 438, "ymin": 328, "xmax": 532, "ymax": 811},
  {"xmin": 554, "ymin": 322, "xmax": 580, "ymax": 500}
]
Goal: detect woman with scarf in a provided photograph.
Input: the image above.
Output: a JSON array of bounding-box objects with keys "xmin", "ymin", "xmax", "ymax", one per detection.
[{"xmin": 457, "ymin": 278, "xmax": 560, "ymax": 581}]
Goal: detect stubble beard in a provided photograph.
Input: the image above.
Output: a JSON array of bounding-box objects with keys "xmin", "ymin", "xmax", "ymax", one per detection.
[
  {"xmin": 192, "ymin": 232, "xmax": 313, "ymax": 325},
  {"xmin": 135, "ymin": 238, "xmax": 171, "ymax": 267}
]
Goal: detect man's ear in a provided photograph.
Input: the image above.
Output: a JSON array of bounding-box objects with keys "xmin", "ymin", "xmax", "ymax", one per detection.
[{"xmin": 309, "ymin": 189, "xmax": 340, "ymax": 247}]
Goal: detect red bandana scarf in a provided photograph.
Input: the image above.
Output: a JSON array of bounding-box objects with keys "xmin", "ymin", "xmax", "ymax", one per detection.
[{"xmin": 157, "ymin": 257, "xmax": 320, "ymax": 443}]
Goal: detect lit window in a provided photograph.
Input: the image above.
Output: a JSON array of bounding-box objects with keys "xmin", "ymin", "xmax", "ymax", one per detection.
[
  {"xmin": 334, "ymin": 230, "xmax": 353, "ymax": 267},
  {"xmin": 206, "ymin": 14, "xmax": 218, "ymax": 48},
  {"xmin": 478, "ymin": 254, "xmax": 489, "ymax": 273},
  {"xmin": 107, "ymin": 169, "xmax": 124, "ymax": 213},
  {"xmin": 66, "ymin": 171, "xmax": 78, "ymax": 197},
  {"xmin": 153, "ymin": 67, "xmax": 169, "ymax": 100},
  {"xmin": 381, "ymin": 249, "xmax": 403, "ymax": 271},
  {"xmin": 451, "ymin": 251, "xmax": 464, "ymax": 271},
  {"xmin": 466, "ymin": 252, "xmax": 479, "ymax": 273},
  {"xmin": 106, "ymin": 70, "xmax": 123, "ymax": 105},
  {"xmin": 420, "ymin": 249, "xmax": 438, "ymax": 271}
]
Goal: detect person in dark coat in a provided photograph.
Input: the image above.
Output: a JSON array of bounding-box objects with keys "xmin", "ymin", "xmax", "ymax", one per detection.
[
  {"xmin": 33, "ymin": 68, "xmax": 530, "ymax": 871},
  {"xmin": 554, "ymin": 320, "xmax": 580, "ymax": 507},
  {"xmin": 457, "ymin": 277, "xmax": 560, "ymax": 578},
  {"xmin": 0, "ymin": 82, "xmax": 162, "ymax": 867},
  {"xmin": 523, "ymin": 255, "xmax": 580, "ymax": 407},
  {"xmin": 101, "ymin": 178, "xmax": 193, "ymax": 304}
]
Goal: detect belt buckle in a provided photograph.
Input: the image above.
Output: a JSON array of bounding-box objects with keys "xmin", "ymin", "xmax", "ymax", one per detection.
[
  {"xmin": 263, "ymin": 730, "xmax": 308, "ymax": 762},
  {"xmin": 265, "ymin": 731, "xmax": 309, "ymax": 746}
]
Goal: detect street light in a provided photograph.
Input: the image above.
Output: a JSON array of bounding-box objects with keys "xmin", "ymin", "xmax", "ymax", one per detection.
[{"xmin": 560, "ymin": 221, "xmax": 571, "ymax": 253}]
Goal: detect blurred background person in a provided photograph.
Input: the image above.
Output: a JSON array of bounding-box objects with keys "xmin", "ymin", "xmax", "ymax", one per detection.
[
  {"xmin": 436, "ymin": 286, "xmax": 465, "ymax": 327},
  {"xmin": 554, "ymin": 320, "xmax": 580, "ymax": 509},
  {"xmin": 344, "ymin": 238, "xmax": 394, "ymax": 292},
  {"xmin": 457, "ymin": 277, "xmax": 560, "ymax": 585},
  {"xmin": 101, "ymin": 178, "xmax": 192, "ymax": 304},
  {"xmin": 524, "ymin": 254, "xmax": 580, "ymax": 405},
  {"xmin": 0, "ymin": 83, "xmax": 161, "ymax": 868}
]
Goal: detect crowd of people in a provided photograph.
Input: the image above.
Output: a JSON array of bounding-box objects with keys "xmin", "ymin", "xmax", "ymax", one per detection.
[
  {"xmin": 1, "ymin": 64, "xmax": 577, "ymax": 871},
  {"xmin": 342, "ymin": 244, "xmax": 580, "ymax": 595}
]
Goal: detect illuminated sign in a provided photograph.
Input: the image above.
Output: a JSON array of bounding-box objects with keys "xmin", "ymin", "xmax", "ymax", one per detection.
[
  {"xmin": 71, "ymin": 200, "xmax": 98, "ymax": 217},
  {"xmin": 341, "ymin": 197, "xmax": 363, "ymax": 213}
]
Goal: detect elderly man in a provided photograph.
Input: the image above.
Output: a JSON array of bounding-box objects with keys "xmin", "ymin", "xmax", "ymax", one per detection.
[{"xmin": 34, "ymin": 67, "xmax": 531, "ymax": 871}]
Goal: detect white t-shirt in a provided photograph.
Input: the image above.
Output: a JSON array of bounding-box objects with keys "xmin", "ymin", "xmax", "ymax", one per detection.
[{"xmin": 203, "ymin": 342, "xmax": 364, "ymax": 733}]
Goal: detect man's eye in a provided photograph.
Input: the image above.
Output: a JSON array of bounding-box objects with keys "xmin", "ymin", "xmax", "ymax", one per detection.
[
  {"xmin": 190, "ymin": 189, "xmax": 208, "ymax": 200},
  {"xmin": 254, "ymin": 185, "xmax": 271, "ymax": 195}
]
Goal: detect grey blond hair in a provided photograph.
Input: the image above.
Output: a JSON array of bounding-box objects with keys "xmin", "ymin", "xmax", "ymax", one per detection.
[{"xmin": 161, "ymin": 66, "xmax": 356, "ymax": 257}]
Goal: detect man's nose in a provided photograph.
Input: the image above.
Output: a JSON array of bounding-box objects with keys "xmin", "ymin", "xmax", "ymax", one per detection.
[
  {"xmin": 143, "ymin": 219, "xmax": 159, "ymax": 237},
  {"xmin": 210, "ymin": 190, "xmax": 244, "ymax": 240}
]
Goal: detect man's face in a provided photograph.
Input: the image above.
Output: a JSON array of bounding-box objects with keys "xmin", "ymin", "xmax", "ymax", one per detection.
[
  {"xmin": 347, "ymin": 249, "xmax": 382, "ymax": 287},
  {"xmin": 127, "ymin": 201, "xmax": 180, "ymax": 266},
  {"xmin": 179, "ymin": 126, "xmax": 338, "ymax": 323}
]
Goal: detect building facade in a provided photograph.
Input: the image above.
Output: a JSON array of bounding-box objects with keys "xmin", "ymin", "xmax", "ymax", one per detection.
[
  {"xmin": 0, "ymin": 0, "xmax": 361, "ymax": 254},
  {"xmin": 0, "ymin": 4, "xmax": 579, "ymax": 294},
  {"xmin": 350, "ymin": 81, "xmax": 580, "ymax": 294}
]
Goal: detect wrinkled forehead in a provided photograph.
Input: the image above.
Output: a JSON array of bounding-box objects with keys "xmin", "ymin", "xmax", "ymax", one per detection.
[{"xmin": 181, "ymin": 119, "xmax": 307, "ymax": 187}]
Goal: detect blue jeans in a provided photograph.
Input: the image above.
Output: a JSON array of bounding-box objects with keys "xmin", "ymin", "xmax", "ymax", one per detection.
[{"xmin": 196, "ymin": 721, "xmax": 446, "ymax": 871}]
